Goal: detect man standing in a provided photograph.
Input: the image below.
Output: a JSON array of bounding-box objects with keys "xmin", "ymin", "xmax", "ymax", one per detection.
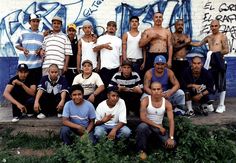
[
  {"xmin": 182, "ymin": 56, "xmax": 214, "ymax": 115},
  {"xmin": 191, "ymin": 20, "xmax": 229, "ymax": 113},
  {"xmin": 93, "ymin": 87, "xmax": 131, "ymax": 142},
  {"xmin": 109, "ymin": 60, "xmax": 143, "ymax": 116},
  {"xmin": 34, "ymin": 64, "xmax": 69, "ymax": 119},
  {"xmin": 171, "ymin": 19, "xmax": 191, "ymax": 84},
  {"xmin": 136, "ymin": 82, "xmax": 175, "ymax": 160},
  {"xmin": 60, "ymin": 84, "xmax": 96, "ymax": 145},
  {"xmin": 139, "ymin": 12, "xmax": 173, "ymax": 69},
  {"xmin": 65, "ymin": 23, "xmax": 78, "ymax": 86},
  {"xmin": 93, "ymin": 21, "xmax": 122, "ymax": 87},
  {"xmin": 41, "ymin": 16, "xmax": 72, "ymax": 75},
  {"xmin": 122, "ymin": 16, "xmax": 146, "ymax": 77},
  {"xmin": 3, "ymin": 64, "xmax": 36, "ymax": 122},
  {"xmin": 77, "ymin": 20, "xmax": 98, "ymax": 72},
  {"xmin": 143, "ymin": 55, "xmax": 185, "ymax": 111},
  {"xmin": 15, "ymin": 13, "xmax": 44, "ymax": 84}
]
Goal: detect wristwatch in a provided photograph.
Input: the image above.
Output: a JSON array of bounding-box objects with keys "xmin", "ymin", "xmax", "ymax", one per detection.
[{"xmin": 170, "ymin": 136, "xmax": 174, "ymax": 140}]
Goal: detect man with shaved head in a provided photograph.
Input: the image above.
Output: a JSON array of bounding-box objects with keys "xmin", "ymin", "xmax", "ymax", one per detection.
[{"xmin": 191, "ymin": 20, "xmax": 229, "ymax": 113}]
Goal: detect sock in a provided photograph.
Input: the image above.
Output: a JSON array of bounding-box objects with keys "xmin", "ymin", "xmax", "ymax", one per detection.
[
  {"xmin": 219, "ymin": 91, "xmax": 226, "ymax": 106},
  {"xmin": 186, "ymin": 100, "xmax": 193, "ymax": 111}
]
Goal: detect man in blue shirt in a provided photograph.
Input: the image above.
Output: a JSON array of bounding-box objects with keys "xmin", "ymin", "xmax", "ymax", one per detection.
[{"xmin": 60, "ymin": 84, "xmax": 96, "ymax": 145}]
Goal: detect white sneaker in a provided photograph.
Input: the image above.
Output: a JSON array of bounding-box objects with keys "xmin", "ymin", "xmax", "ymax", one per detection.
[
  {"xmin": 11, "ymin": 117, "xmax": 20, "ymax": 122},
  {"xmin": 37, "ymin": 113, "xmax": 46, "ymax": 119},
  {"xmin": 57, "ymin": 113, "xmax": 62, "ymax": 118},
  {"xmin": 27, "ymin": 114, "xmax": 34, "ymax": 117},
  {"xmin": 207, "ymin": 104, "xmax": 214, "ymax": 112},
  {"xmin": 215, "ymin": 105, "xmax": 225, "ymax": 113}
]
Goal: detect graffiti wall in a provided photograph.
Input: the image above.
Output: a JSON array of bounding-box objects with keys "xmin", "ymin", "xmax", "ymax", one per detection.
[{"xmin": 0, "ymin": 0, "xmax": 236, "ymax": 104}]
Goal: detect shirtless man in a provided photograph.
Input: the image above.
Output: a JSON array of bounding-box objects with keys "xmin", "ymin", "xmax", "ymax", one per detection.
[
  {"xmin": 139, "ymin": 12, "xmax": 173, "ymax": 69},
  {"xmin": 172, "ymin": 19, "xmax": 191, "ymax": 85},
  {"xmin": 191, "ymin": 20, "xmax": 229, "ymax": 113}
]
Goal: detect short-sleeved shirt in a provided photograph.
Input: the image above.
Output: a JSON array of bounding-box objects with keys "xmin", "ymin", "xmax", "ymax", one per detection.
[
  {"xmin": 38, "ymin": 75, "xmax": 69, "ymax": 95},
  {"xmin": 42, "ymin": 32, "xmax": 72, "ymax": 69},
  {"xmin": 15, "ymin": 29, "xmax": 44, "ymax": 69},
  {"xmin": 96, "ymin": 34, "xmax": 122, "ymax": 69},
  {"xmin": 72, "ymin": 72, "xmax": 104, "ymax": 96},
  {"xmin": 8, "ymin": 75, "xmax": 36, "ymax": 99},
  {"xmin": 109, "ymin": 71, "xmax": 143, "ymax": 89},
  {"xmin": 95, "ymin": 98, "xmax": 127, "ymax": 126},
  {"xmin": 62, "ymin": 100, "xmax": 96, "ymax": 127}
]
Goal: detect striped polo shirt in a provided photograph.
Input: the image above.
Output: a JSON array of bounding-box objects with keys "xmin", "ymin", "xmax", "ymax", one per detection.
[
  {"xmin": 42, "ymin": 31, "xmax": 72, "ymax": 69},
  {"xmin": 16, "ymin": 29, "xmax": 44, "ymax": 69}
]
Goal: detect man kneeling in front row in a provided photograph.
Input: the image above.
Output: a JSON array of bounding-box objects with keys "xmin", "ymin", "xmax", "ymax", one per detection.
[{"xmin": 136, "ymin": 82, "xmax": 175, "ymax": 160}]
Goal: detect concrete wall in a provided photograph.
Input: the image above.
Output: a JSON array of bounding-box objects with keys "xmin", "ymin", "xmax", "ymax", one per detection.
[{"xmin": 0, "ymin": 0, "xmax": 236, "ymax": 104}]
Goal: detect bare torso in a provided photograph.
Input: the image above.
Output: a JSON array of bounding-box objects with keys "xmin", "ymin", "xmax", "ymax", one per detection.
[{"xmin": 172, "ymin": 33, "xmax": 190, "ymax": 59}]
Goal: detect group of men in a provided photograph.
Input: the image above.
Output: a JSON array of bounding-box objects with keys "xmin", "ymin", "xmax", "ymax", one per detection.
[{"xmin": 3, "ymin": 11, "xmax": 229, "ymax": 160}]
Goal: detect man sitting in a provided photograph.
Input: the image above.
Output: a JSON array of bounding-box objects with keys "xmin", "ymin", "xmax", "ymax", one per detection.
[
  {"xmin": 34, "ymin": 64, "xmax": 69, "ymax": 119},
  {"xmin": 181, "ymin": 56, "xmax": 214, "ymax": 116},
  {"xmin": 143, "ymin": 55, "xmax": 185, "ymax": 113},
  {"xmin": 3, "ymin": 64, "xmax": 36, "ymax": 122},
  {"xmin": 60, "ymin": 84, "xmax": 96, "ymax": 145},
  {"xmin": 109, "ymin": 59, "xmax": 143, "ymax": 116},
  {"xmin": 93, "ymin": 86, "xmax": 131, "ymax": 142},
  {"xmin": 136, "ymin": 82, "xmax": 175, "ymax": 160}
]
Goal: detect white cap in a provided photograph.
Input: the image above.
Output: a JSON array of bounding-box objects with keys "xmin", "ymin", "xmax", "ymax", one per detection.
[
  {"xmin": 29, "ymin": 14, "xmax": 41, "ymax": 21},
  {"xmin": 82, "ymin": 20, "xmax": 92, "ymax": 27}
]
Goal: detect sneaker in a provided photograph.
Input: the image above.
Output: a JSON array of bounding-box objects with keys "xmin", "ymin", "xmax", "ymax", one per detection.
[
  {"xmin": 215, "ymin": 105, "xmax": 225, "ymax": 113},
  {"xmin": 207, "ymin": 104, "xmax": 214, "ymax": 112},
  {"xmin": 185, "ymin": 110, "xmax": 195, "ymax": 118},
  {"xmin": 37, "ymin": 113, "xmax": 46, "ymax": 119},
  {"xmin": 11, "ymin": 117, "xmax": 20, "ymax": 122},
  {"xmin": 139, "ymin": 150, "xmax": 147, "ymax": 160},
  {"xmin": 57, "ymin": 113, "xmax": 62, "ymax": 118},
  {"xmin": 27, "ymin": 114, "xmax": 34, "ymax": 117}
]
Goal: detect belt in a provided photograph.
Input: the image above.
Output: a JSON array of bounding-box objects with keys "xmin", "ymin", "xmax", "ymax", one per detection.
[
  {"xmin": 128, "ymin": 58, "xmax": 142, "ymax": 62},
  {"xmin": 173, "ymin": 58, "xmax": 187, "ymax": 61}
]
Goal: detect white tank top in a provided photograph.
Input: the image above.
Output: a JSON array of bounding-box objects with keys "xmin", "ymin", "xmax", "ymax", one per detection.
[
  {"xmin": 126, "ymin": 32, "xmax": 143, "ymax": 59},
  {"xmin": 147, "ymin": 96, "xmax": 166, "ymax": 125},
  {"xmin": 81, "ymin": 38, "xmax": 98, "ymax": 68}
]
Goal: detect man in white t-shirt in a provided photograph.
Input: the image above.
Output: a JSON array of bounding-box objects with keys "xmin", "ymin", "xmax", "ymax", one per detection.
[
  {"xmin": 93, "ymin": 21, "xmax": 122, "ymax": 87},
  {"xmin": 72, "ymin": 60, "xmax": 104, "ymax": 106},
  {"xmin": 93, "ymin": 86, "xmax": 131, "ymax": 142}
]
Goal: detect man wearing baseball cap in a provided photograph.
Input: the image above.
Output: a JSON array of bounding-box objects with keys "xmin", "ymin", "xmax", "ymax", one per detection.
[
  {"xmin": 143, "ymin": 55, "xmax": 186, "ymax": 112},
  {"xmin": 41, "ymin": 15, "xmax": 72, "ymax": 76},
  {"xmin": 64, "ymin": 23, "xmax": 78, "ymax": 85},
  {"xmin": 3, "ymin": 64, "xmax": 36, "ymax": 122},
  {"xmin": 15, "ymin": 13, "xmax": 44, "ymax": 85}
]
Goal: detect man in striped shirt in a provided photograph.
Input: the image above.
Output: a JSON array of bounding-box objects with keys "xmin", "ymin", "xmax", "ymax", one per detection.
[
  {"xmin": 109, "ymin": 60, "xmax": 143, "ymax": 116},
  {"xmin": 15, "ymin": 13, "xmax": 44, "ymax": 84},
  {"xmin": 41, "ymin": 16, "xmax": 72, "ymax": 75}
]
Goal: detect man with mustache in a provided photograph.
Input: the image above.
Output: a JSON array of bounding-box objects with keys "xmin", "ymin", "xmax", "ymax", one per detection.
[
  {"xmin": 143, "ymin": 55, "xmax": 185, "ymax": 112},
  {"xmin": 171, "ymin": 19, "xmax": 191, "ymax": 85}
]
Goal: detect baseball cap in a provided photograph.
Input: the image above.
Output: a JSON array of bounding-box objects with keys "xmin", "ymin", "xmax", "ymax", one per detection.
[
  {"xmin": 67, "ymin": 23, "xmax": 76, "ymax": 31},
  {"xmin": 122, "ymin": 60, "xmax": 132, "ymax": 67},
  {"xmin": 17, "ymin": 64, "xmax": 29, "ymax": 71},
  {"xmin": 154, "ymin": 55, "xmax": 166, "ymax": 64},
  {"xmin": 107, "ymin": 21, "xmax": 117, "ymax": 27},
  {"xmin": 52, "ymin": 16, "xmax": 62, "ymax": 22},
  {"xmin": 29, "ymin": 13, "xmax": 41, "ymax": 21},
  {"xmin": 82, "ymin": 20, "xmax": 92, "ymax": 27},
  {"xmin": 82, "ymin": 60, "xmax": 93, "ymax": 67}
]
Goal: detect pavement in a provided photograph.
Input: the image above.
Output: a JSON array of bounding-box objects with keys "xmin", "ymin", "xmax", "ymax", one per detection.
[{"xmin": 0, "ymin": 97, "xmax": 236, "ymax": 136}]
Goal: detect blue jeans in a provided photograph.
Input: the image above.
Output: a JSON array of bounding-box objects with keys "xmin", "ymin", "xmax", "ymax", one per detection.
[
  {"xmin": 94, "ymin": 124, "xmax": 131, "ymax": 140},
  {"xmin": 169, "ymin": 89, "xmax": 185, "ymax": 107}
]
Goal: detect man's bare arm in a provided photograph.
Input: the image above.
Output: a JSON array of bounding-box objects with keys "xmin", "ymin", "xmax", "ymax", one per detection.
[
  {"xmin": 168, "ymin": 69, "xmax": 180, "ymax": 96},
  {"xmin": 221, "ymin": 34, "xmax": 229, "ymax": 55},
  {"xmin": 190, "ymin": 37, "xmax": 208, "ymax": 47},
  {"xmin": 165, "ymin": 100, "xmax": 174, "ymax": 137},
  {"xmin": 143, "ymin": 70, "xmax": 152, "ymax": 95},
  {"xmin": 139, "ymin": 30, "xmax": 151, "ymax": 48},
  {"xmin": 122, "ymin": 33, "xmax": 128, "ymax": 60}
]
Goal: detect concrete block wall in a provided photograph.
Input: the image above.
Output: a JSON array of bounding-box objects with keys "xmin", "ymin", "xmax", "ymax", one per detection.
[{"xmin": 0, "ymin": 0, "xmax": 236, "ymax": 104}]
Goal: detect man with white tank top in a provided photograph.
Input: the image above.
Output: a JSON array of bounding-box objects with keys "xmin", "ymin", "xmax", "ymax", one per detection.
[
  {"xmin": 122, "ymin": 16, "xmax": 146, "ymax": 78},
  {"xmin": 136, "ymin": 82, "xmax": 175, "ymax": 160},
  {"xmin": 77, "ymin": 20, "xmax": 98, "ymax": 72}
]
